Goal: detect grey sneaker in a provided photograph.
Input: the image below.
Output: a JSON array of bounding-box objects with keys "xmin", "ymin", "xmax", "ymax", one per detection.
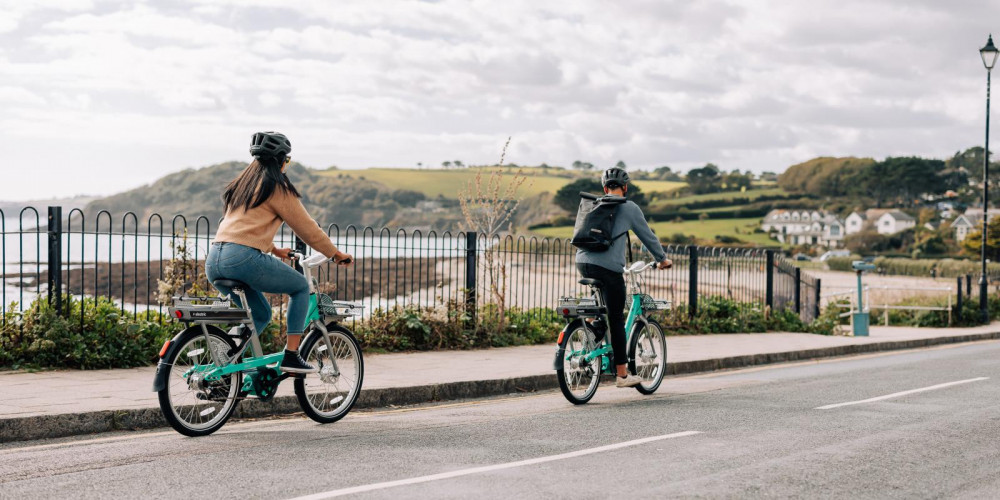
[
  {"xmin": 616, "ymin": 374, "xmax": 643, "ymax": 388},
  {"xmin": 280, "ymin": 350, "xmax": 318, "ymax": 374}
]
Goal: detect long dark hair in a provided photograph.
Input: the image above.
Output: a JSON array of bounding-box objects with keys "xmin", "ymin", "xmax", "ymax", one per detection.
[{"xmin": 222, "ymin": 154, "xmax": 301, "ymax": 212}]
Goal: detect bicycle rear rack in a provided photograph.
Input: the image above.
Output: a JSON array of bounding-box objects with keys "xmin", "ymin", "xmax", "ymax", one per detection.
[
  {"xmin": 556, "ymin": 297, "xmax": 606, "ymax": 318},
  {"xmin": 169, "ymin": 296, "xmax": 252, "ymax": 324}
]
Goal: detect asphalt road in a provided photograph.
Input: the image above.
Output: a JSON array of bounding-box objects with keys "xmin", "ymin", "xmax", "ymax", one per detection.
[{"xmin": 3, "ymin": 340, "xmax": 1000, "ymax": 499}]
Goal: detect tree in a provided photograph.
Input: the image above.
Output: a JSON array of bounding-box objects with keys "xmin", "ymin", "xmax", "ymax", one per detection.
[
  {"xmin": 554, "ymin": 178, "xmax": 603, "ymax": 212},
  {"xmin": 778, "ymin": 157, "xmax": 874, "ymax": 197},
  {"xmin": 442, "ymin": 161, "xmax": 452, "ymax": 168},
  {"xmin": 851, "ymin": 157, "xmax": 946, "ymax": 207},
  {"xmin": 454, "ymin": 160, "xmax": 464, "ymax": 168},
  {"xmin": 918, "ymin": 207, "xmax": 937, "ymax": 226},
  {"xmin": 652, "ymin": 165, "xmax": 682, "ymax": 181},
  {"xmin": 961, "ymin": 217, "xmax": 1000, "ymax": 262},
  {"xmin": 615, "ymin": 160, "xmax": 627, "ymax": 169},
  {"xmin": 721, "ymin": 169, "xmax": 752, "ymax": 191},
  {"xmin": 572, "ymin": 160, "xmax": 595, "ymax": 171},
  {"xmin": 553, "ymin": 177, "xmax": 648, "ymax": 213},
  {"xmin": 686, "ymin": 164, "xmax": 722, "ymax": 194},
  {"xmin": 458, "ymin": 137, "xmax": 531, "ymax": 332}
]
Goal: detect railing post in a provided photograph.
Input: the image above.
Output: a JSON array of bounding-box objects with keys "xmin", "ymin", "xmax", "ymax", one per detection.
[
  {"xmin": 47, "ymin": 206, "xmax": 63, "ymax": 314},
  {"xmin": 814, "ymin": 278, "xmax": 821, "ymax": 321},
  {"xmin": 957, "ymin": 276, "xmax": 963, "ymax": 313},
  {"xmin": 794, "ymin": 266, "xmax": 802, "ymax": 314},
  {"xmin": 688, "ymin": 245, "xmax": 698, "ymax": 318},
  {"xmin": 765, "ymin": 249, "xmax": 774, "ymax": 312},
  {"xmin": 293, "ymin": 234, "xmax": 307, "ymax": 274},
  {"xmin": 967, "ymin": 273, "xmax": 972, "ymax": 297},
  {"xmin": 466, "ymin": 232, "xmax": 477, "ymax": 326}
]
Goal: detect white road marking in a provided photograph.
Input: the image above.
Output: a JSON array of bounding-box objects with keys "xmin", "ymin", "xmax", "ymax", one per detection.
[
  {"xmin": 815, "ymin": 377, "xmax": 990, "ymax": 410},
  {"xmin": 286, "ymin": 431, "xmax": 702, "ymax": 500}
]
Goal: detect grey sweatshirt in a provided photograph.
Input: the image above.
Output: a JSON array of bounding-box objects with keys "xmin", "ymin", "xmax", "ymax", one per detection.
[{"xmin": 575, "ymin": 200, "xmax": 667, "ymax": 273}]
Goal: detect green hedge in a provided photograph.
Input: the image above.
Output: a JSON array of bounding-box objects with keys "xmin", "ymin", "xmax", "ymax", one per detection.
[
  {"xmin": 0, "ymin": 294, "xmax": 862, "ymax": 370},
  {"xmin": 827, "ymin": 256, "xmax": 1000, "ymax": 278},
  {"xmin": 1, "ymin": 295, "xmax": 174, "ymax": 370}
]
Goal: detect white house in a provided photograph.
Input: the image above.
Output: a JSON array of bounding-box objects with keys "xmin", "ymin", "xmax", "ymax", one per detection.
[
  {"xmin": 761, "ymin": 209, "xmax": 845, "ymax": 247},
  {"xmin": 845, "ymin": 209, "xmax": 915, "ymax": 235},
  {"xmin": 951, "ymin": 208, "xmax": 1000, "ymax": 242},
  {"xmin": 874, "ymin": 211, "xmax": 916, "ymax": 235}
]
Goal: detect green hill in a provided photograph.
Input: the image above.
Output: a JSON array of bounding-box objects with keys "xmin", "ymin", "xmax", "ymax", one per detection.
[
  {"xmin": 321, "ymin": 167, "xmax": 685, "ymax": 199},
  {"xmin": 533, "ymin": 217, "xmax": 775, "ymax": 246},
  {"xmin": 80, "ymin": 162, "xmax": 426, "ymax": 230}
]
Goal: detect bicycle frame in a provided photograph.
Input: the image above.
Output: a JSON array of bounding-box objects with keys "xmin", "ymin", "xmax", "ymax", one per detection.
[
  {"xmin": 568, "ymin": 262, "xmax": 655, "ymax": 372},
  {"xmin": 169, "ymin": 253, "xmax": 342, "ymax": 393}
]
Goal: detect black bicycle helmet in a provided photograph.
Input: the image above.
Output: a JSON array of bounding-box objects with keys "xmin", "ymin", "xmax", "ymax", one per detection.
[
  {"xmin": 250, "ymin": 131, "xmax": 291, "ymax": 158},
  {"xmin": 601, "ymin": 167, "xmax": 629, "ymax": 187}
]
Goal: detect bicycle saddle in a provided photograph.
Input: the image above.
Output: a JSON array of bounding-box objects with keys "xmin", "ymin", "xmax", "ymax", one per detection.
[
  {"xmin": 213, "ymin": 279, "xmax": 250, "ymax": 290},
  {"xmin": 578, "ymin": 278, "xmax": 603, "ymax": 288}
]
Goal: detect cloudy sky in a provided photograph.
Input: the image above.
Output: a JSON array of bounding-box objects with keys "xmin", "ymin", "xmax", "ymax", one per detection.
[{"xmin": 1, "ymin": 0, "xmax": 998, "ymax": 200}]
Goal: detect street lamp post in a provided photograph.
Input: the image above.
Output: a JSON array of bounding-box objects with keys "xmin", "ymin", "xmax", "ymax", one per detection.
[{"xmin": 979, "ymin": 35, "xmax": 998, "ymax": 323}]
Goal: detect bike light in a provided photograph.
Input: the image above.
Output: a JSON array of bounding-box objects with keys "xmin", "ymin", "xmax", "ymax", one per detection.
[
  {"xmin": 159, "ymin": 340, "xmax": 171, "ymax": 358},
  {"xmin": 557, "ymin": 330, "xmax": 565, "ymax": 344},
  {"xmin": 174, "ymin": 310, "xmax": 183, "ymax": 319},
  {"xmin": 562, "ymin": 308, "xmax": 570, "ymax": 315}
]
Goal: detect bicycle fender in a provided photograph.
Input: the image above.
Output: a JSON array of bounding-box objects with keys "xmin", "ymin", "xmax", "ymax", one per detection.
[
  {"xmin": 553, "ymin": 319, "xmax": 585, "ymax": 371},
  {"xmin": 152, "ymin": 325, "xmax": 226, "ymax": 392}
]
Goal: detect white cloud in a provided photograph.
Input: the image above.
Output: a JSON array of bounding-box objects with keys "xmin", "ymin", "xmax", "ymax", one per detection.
[{"xmin": 1, "ymin": 0, "xmax": 998, "ymax": 200}]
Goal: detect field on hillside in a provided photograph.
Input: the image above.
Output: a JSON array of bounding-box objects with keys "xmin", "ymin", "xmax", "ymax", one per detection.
[
  {"xmin": 320, "ymin": 168, "xmax": 684, "ymax": 199},
  {"xmin": 532, "ymin": 217, "xmax": 776, "ymax": 246},
  {"xmin": 652, "ymin": 187, "xmax": 786, "ymax": 209}
]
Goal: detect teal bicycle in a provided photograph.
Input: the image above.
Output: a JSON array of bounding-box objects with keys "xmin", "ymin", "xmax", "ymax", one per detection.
[
  {"xmin": 153, "ymin": 252, "xmax": 364, "ymax": 437},
  {"xmin": 553, "ymin": 261, "xmax": 670, "ymax": 404}
]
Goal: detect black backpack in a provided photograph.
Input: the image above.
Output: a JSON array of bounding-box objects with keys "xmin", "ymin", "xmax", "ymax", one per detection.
[{"xmin": 571, "ymin": 192, "xmax": 629, "ymax": 252}]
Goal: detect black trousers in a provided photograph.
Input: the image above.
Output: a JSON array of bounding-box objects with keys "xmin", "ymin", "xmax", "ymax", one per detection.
[{"xmin": 576, "ymin": 263, "xmax": 627, "ymax": 365}]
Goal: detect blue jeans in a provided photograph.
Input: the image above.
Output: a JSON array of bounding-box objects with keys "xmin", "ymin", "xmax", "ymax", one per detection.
[{"xmin": 205, "ymin": 243, "xmax": 310, "ymax": 336}]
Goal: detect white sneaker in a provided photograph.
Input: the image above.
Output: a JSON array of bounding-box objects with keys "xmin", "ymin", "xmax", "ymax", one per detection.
[{"xmin": 616, "ymin": 374, "xmax": 643, "ymax": 388}]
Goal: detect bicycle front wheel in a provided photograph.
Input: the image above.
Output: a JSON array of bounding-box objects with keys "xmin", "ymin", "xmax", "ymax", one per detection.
[
  {"xmin": 157, "ymin": 327, "xmax": 241, "ymax": 437},
  {"xmin": 628, "ymin": 319, "xmax": 667, "ymax": 395},
  {"xmin": 294, "ymin": 324, "xmax": 364, "ymax": 424},
  {"xmin": 557, "ymin": 324, "xmax": 602, "ymax": 404}
]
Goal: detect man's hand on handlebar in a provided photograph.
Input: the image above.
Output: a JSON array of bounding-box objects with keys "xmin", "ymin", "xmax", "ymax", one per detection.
[{"xmin": 657, "ymin": 258, "xmax": 673, "ymax": 270}]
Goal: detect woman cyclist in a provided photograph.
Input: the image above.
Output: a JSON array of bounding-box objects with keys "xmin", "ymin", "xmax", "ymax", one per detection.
[
  {"xmin": 207, "ymin": 131, "xmax": 352, "ymax": 374},
  {"xmin": 576, "ymin": 167, "xmax": 672, "ymax": 387}
]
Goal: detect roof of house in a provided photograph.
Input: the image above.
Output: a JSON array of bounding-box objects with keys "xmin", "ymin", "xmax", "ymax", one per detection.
[
  {"xmin": 951, "ymin": 215, "xmax": 975, "ymax": 227},
  {"xmin": 881, "ymin": 210, "xmax": 915, "ymax": 222}
]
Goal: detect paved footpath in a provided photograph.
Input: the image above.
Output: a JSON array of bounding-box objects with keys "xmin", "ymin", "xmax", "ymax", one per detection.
[{"xmin": 3, "ymin": 323, "xmax": 1000, "ymax": 442}]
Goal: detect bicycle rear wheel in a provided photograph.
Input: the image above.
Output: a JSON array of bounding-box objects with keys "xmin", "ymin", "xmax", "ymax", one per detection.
[
  {"xmin": 557, "ymin": 324, "xmax": 602, "ymax": 404},
  {"xmin": 294, "ymin": 324, "xmax": 364, "ymax": 424},
  {"xmin": 157, "ymin": 327, "xmax": 241, "ymax": 437},
  {"xmin": 628, "ymin": 319, "xmax": 667, "ymax": 395}
]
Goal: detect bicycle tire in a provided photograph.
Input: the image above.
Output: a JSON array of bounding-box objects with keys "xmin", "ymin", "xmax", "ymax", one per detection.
[
  {"xmin": 294, "ymin": 323, "xmax": 364, "ymax": 424},
  {"xmin": 157, "ymin": 327, "xmax": 241, "ymax": 437},
  {"xmin": 627, "ymin": 318, "xmax": 667, "ymax": 395},
  {"xmin": 557, "ymin": 324, "xmax": 602, "ymax": 404}
]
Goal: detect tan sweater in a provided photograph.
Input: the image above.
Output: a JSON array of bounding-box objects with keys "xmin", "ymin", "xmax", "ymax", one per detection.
[{"xmin": 214, "ymin": 188, "xmax": 338, "ymax": 258}]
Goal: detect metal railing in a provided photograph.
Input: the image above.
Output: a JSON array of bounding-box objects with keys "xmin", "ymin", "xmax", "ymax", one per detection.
[
  {"xmin": 824, "ymin": 285, "xmax": 953, "ymax": 326},
  {"xmin": 2, "ymin": 206, "xmax": 823, "ymax": 328}
]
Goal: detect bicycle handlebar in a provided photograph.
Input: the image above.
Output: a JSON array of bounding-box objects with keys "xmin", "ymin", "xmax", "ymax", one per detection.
[{"xmin": 292, "ymin": 252, "xmax": 352, "ymax": 267}]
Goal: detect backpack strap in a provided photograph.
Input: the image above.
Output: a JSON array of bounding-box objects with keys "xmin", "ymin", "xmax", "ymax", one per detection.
[
  {"xmin": 609, "ymin": 202, "xmax": 632, "ymax": 263},
  {"xmin": 626, "ymin": 231, "xmax": 633, "ymax": 264}
]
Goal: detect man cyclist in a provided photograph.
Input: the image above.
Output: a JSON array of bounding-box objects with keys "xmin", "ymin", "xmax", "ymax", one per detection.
[{"xmin": 576, "ymin": 167, "xmax": 672, "ymax": 388}]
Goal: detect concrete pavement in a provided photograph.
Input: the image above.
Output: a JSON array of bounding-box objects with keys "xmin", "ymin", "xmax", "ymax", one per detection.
[
  {"xmin": 3, "ymin": 339, "xmax": 999, "ymax": 498},
  {"xmin": 3, "ymin": 323, "xmax": 1000, "ymax": 442}
]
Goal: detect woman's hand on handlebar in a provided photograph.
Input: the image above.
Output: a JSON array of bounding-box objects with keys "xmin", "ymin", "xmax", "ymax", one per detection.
[
  {"xmin": 657, "ymin": 258, "xmax": 673, "ymax": 270},
  {"xmin": 272, "ymin": 247, "xmax": 294, "ymax": 260},
  {"xmin": 333, "ymin": 251, "xmax": 354, "ymax": 266}
]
